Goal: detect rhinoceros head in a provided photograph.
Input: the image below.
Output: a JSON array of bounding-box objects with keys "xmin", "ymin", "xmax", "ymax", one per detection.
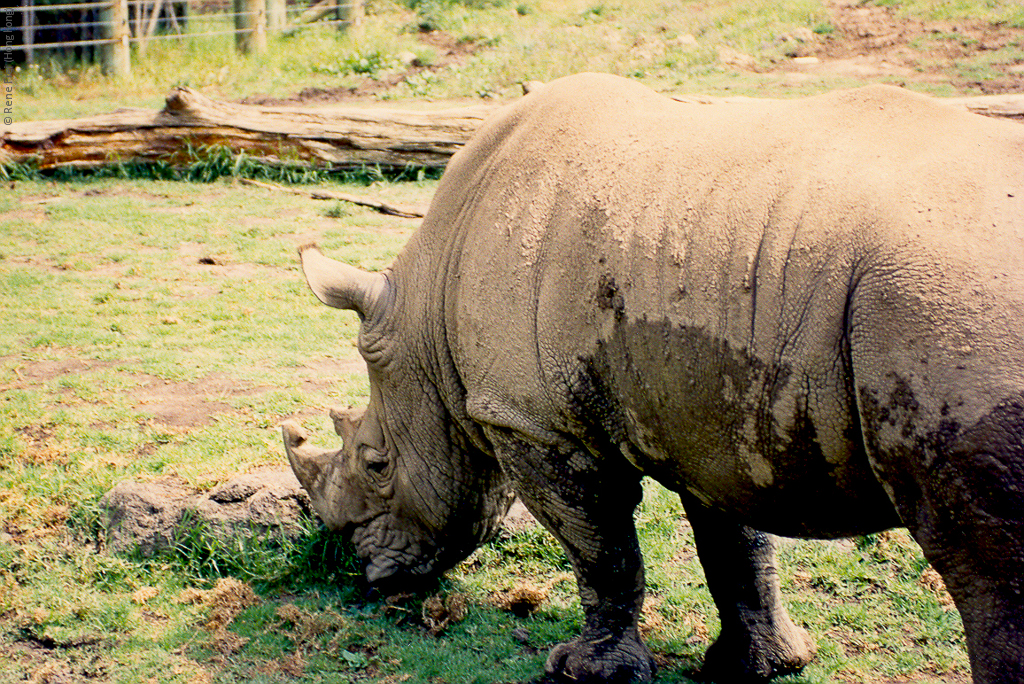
[{"xmin": 283, "ymin": 246, "xmax": 513, "ymax": 589}]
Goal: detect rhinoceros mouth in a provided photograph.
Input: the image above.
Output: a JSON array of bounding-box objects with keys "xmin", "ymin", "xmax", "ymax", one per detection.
[{"xmin": 351, "ymin": 515, "xmax": 441, "ymax": 588}]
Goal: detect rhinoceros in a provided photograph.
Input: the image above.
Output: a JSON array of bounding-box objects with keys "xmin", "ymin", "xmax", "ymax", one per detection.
[{"xmin": 282, "ymin": 73, "xmax": 1024, "ymax": 683}]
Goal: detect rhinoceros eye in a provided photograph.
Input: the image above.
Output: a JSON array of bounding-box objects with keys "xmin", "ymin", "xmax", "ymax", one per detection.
[{"xmin": 361, "ymin": 446, "xmax": 391, "ymax": 478}]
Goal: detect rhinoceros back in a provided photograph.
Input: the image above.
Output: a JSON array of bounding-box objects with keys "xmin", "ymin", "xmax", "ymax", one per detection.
[{"xmin": 407, "ymin": 73, "xmax": 1024, "ymax": 538}]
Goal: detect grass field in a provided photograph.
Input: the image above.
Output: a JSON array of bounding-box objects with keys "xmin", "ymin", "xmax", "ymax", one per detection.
[
  {"xmin": 0, "ymin": 170, "xmax": 970, "ymax": 684},
  {"xmin": 3, "ymin": 0, "xmax": 1021, "ymax": 681}
]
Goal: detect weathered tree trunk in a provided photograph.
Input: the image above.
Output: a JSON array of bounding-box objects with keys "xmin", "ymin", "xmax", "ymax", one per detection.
[
  {"xmin": 1, "ymin": 86, "xmax": 1021, "ymax": 173},
  {"xmin": 0, "ymin": 87, "xmax": 500, "ymax": 171}
]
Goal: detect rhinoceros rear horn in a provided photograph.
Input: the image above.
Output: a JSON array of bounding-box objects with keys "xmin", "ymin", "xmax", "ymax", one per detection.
[{"xmin": 299, "ymin": 244, "xmax": 388, "ymax": 320}]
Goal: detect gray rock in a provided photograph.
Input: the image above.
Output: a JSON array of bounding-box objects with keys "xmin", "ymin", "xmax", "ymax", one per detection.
[
  {"xmin": 101, "ymin": 477, "xmax": 192, "ymax": 556},
  {"xmin": 191, "ymin": 467, "xmax": 314, "ymax": 542},
  {"xmin": 101, "ymin": 467, "xmax": 314, "ymax": 556}
]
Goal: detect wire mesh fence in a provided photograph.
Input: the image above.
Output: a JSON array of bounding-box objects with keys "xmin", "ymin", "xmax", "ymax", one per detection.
[{"xmin": 0, "ymin": 0, "xmax": 362, "ymax": 70}]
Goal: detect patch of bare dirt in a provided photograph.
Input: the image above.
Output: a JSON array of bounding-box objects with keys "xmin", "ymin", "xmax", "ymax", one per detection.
[
  {"xmin": 242, "ymin": 30, "xmax": 478, "ymax": 106},
  {"xmin": 5, "ymin": 351, "xmax": 368, "ymax": 437},
  {"xmin": 790, "ymin": 1, "xmax": 1024, "ymax": 91},
  {"xmin": 13, "ymin": 421, "xmax": 77, "ymax": 472},
  {"xmin": 16, "ymin": 187, "xmax": 173, "ymax": 205},
  {"xmin": 4, "ymin": 355, "xmax": 266, "ymax": 430},
  {"xmin": 175, "ymin": 242, "xmax": 284, "ymax": 281},
  {"xmin": 177, "ymin": 578, "xmax": 261, "ymax": 657},
  {"xmin": 295, "ymin": 356, "xmax": 367, "ymax": 393},
  {"xmin": 133, "ymin": 373, "xmax": 260, "ymax": 428},
  {"xmin": 4, "ymin": 358, "xmax": 118, "ymax": 386}
]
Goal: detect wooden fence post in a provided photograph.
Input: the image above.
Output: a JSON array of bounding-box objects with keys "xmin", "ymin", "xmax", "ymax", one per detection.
[
  {"xmin": 337, "ymin": 0, "xmax": 363, "ymax": 27},
  {"xmin": 100, "ymin": 0, "xmax": 131, "ymax": 77},
  {"xmin": 267, "ymin": 0, "xmax": 286, "ymax": 34},
  {"xmin": 234, "ymin": 0, "xmax": 267, "ymax": 54},
  {"xmin": 21, "ymin": 0, "xmax": 33, "ymax": 65}
]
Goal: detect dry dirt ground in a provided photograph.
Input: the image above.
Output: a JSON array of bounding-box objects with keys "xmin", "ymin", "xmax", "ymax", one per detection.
[
  {"xmin": 6, "ymin": 357, "xmax": 363, "ymax": 435},
  {"xmin": 808, "ymin": 1, "xmax": 1023, "ymax": 92},
  {"xmin": 248, "ymin": 2, "xmax": 1021, "ymax": 107},
  {"xmin": 241, "ymin": 29, "xmax": 477, "ymax": 105}
]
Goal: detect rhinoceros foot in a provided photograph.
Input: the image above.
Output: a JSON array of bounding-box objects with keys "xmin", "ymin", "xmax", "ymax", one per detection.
[
  {"xmin": 545, "ymin": 628, "xmax": 656, "ymax": 683},
  {"xmin": 701, "ymin": 616, "xmax": 816, "ymax": 683}
]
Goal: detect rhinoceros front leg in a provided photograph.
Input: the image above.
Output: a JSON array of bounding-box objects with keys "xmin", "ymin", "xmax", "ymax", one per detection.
[
  {"xmin": 680, "ymin": 493, "xmax": 816, "ymax": 682},
  {"xmin": 486, "ymin": 427, "xmax": 656, "ymax": 683}
]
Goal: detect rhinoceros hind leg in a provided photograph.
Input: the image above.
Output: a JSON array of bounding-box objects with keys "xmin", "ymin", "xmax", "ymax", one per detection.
[{"xmin": 681, "ymin": 494, "xmax": 816, "ymax": 682}]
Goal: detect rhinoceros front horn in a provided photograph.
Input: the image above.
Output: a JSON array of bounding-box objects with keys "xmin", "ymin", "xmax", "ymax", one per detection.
[
  {"xmin": 281, "ymin": 419, "xmax": 333, "ymax": 494},
  {"xmin": 298, "ymin": 244, "xmax": 388, "ymax": 319}
]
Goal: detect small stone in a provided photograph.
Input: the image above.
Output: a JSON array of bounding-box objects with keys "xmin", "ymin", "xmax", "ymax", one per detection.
[
  {"xmin": 790, "ymin": 27, "xmax": 816, "ymax": 42},
  {"xmin": 718, "ymin": 46, "xmax": 759, "ymax": 71},
  {"xmin": 675, "ymin": 33, "xmax": 698, "ymax": 47},
  {"xmin": 511, "ymin": 626, "xmax": 530, "ymax": 644}
]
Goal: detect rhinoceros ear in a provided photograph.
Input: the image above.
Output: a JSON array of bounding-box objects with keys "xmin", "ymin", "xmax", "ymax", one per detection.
[{"xmin": 299, "ymin": 244, "xmax": 389, "ymax": 320}]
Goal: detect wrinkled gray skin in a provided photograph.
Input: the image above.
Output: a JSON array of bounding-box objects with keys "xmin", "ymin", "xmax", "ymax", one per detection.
[{"xmin": 283, "ymin": 74, "xmax": 1024, "ymax": 683}]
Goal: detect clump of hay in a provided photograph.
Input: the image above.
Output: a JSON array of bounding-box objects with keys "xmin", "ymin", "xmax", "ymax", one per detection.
[
  {"xmin": 491, "ymin": 582, "xmax": 548, "ymax": 617},
  {"xmin": 421, "ymin": 592, "xmax": 469, "ymax": 635},
  {"xmin": 177, "ymin": 578, "xmax": 260, "ymax": 654},
  {"xmin": 274, "ymin": 603, "xmax": 346, "ymax": 645},
  {"xmin": 132, "ymin": 586, "xmax": 160, "ymax": 605},
  {"xmin": 919, "ymin": 566, "xmax": 956, "ymax": 609},
  {"xmin": 638, "ymin": 595, "xmax": 667, "ymax": 637},
  {"xmin": 257, "ymin": 652, "xmax": 307, "ymax": 678}
]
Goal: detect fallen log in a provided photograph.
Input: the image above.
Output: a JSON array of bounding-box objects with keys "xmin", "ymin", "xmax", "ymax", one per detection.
[
  {"xmin": 1, "ymin": 87, "xmax": 500, "ymax": 171},
  {"xmin": 2, "ymin": 86, "xmax": 1021, "ymax": 173}
]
